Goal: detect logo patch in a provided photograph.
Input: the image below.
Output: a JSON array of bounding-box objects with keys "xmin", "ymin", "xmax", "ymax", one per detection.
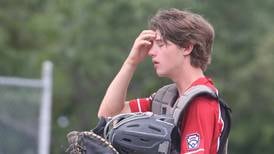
[{"xmin": 186, "ymin": 133, "xmax": 200, "ymax": 150}]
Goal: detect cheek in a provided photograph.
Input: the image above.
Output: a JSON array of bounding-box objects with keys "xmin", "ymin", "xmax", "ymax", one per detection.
[
  {"xmin": 160, "ymin": 54, "xmax": 174, "ymax": 70},
  {"xmin": 164, "ymin": 51, "xmax": 182, "ymax": 67},
  {"xmin": 162, "ymin": 49, "xmax": 176, "ymax": 62}
]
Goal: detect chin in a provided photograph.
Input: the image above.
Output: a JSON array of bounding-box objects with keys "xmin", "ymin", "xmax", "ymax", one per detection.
[{"xmin": 156, "ymin": 70, "xmax": 168, "ymax": 77}]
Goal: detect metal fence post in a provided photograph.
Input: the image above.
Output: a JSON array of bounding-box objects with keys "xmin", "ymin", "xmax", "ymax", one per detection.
[{"xmin": 38, "ymin": 61, "xmax": 53, "ymax": 154}]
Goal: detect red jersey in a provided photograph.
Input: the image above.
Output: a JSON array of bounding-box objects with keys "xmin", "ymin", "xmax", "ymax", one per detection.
[{"xmin": 129, "ymin": 77, "xmax": 224, "ymax": 154}]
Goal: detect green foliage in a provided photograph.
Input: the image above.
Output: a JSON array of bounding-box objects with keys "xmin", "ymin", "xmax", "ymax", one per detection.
[{"xmin": 1, "ymin": 0, "xmax": 274, "ymax": 153}]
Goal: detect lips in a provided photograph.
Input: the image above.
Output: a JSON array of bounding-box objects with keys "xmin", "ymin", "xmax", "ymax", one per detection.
[{"xmin": 152, "ymin": 60, "xmax": 159, "ymax": 67}]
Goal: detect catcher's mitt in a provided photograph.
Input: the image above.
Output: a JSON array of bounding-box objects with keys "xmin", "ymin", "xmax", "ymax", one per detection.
[{"xmin": 66, "ymin": 131, "xmax": 119, "ymax": 154}]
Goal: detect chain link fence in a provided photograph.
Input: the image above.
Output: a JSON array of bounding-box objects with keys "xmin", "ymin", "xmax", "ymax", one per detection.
[{"xmin": 0, "ymin": 61, "xmax": 53, "ymax": 154}]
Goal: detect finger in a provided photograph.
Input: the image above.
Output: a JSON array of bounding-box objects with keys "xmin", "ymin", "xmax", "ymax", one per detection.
[
  {"xmin": 139, "ymin": 30, "xmax": 156, "ymax": 38},
  {"xmin": 138, "ymin": 40, "xmax": 152, "ymax": 46},
  {"xmin": 138, "ymin": 33, "xmax": 156, "ymax": 41},
  {"xmin": 140, "ymin": 30, "xmax": 156, "ymax": 35}
]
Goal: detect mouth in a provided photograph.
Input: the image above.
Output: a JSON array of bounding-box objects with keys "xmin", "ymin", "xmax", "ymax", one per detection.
[{"xmin": 152, "ymin": 60, "xmax": 159, "ymax": 66}]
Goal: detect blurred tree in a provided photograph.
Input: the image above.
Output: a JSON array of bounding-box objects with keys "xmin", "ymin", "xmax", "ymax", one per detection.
[{"xmin": 0, "ymin": 0, "xmax": 273, "ymax": 153}]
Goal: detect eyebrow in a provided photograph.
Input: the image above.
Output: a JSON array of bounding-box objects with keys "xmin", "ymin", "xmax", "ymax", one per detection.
[{"xmin": 155, "ymin": 39, "xmax": 164, "ymax": 43}]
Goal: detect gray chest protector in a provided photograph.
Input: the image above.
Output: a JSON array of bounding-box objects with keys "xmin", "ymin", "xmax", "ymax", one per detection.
[{"xmin": 151, "ymin": 84, "xmax": 231, "ymax": 154}]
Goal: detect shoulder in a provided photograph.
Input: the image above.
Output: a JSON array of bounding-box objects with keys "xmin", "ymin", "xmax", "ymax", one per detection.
[
  {"xmin": 186, "ymin": 77, "xmax": 219, "ymax": 111},
  {"xmin": 187, "ymin": 96, "xmax": 219, "ymax": 116},
  {"xmin": 189, "ymin": 77, "xmax": 218, "ymax": 93}
]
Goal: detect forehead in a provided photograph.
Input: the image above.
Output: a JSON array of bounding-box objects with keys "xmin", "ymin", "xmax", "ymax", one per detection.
[
  {"xmin": 155, "ymin": 30, "xmax": 163, "ymax": 40},
  {"xmin": 155, "ymin": 30, "xmax": 173, "ymax": 45}
]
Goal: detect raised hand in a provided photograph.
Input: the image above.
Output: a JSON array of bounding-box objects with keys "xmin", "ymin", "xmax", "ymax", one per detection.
[{"xmin": 126, "ymin": 30, "xmax": 156, "ymax": 66}]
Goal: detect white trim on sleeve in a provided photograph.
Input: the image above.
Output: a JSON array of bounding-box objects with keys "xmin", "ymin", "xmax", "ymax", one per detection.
[{"xmin": 137, "ymin": 98, "xmax": 142, "ymax": 112}]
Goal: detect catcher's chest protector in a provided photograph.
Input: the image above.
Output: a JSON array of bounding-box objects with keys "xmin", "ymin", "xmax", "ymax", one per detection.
[{"xmin": 151, "ymin": 84, "xmax": 232, "ymax": 154}]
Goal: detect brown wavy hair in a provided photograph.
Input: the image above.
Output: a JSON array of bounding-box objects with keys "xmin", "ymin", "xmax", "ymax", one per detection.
[{"xmin": 149, "ymin": 8, "xmax": 215, "ymax": 71}]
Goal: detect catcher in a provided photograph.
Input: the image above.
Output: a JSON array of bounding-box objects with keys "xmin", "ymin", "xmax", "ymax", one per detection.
[{"xmin": 67, "ymin": 8, "xmax": 231, "ymax": 154}]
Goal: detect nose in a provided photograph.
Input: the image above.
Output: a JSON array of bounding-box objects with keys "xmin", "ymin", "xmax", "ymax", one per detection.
[{"xmin": 148, "ymin": 43, "xmax": 157, "ymax": 57}]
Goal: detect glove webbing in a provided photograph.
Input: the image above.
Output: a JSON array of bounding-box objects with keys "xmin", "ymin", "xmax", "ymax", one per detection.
[{"xmin": 66, "ymin": 131, "xmax": 119, "ymax": 154}]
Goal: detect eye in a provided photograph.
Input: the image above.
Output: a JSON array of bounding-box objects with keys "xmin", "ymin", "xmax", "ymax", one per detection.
[
  {"xmin": 155, "ymin": 39, "xmax": 165, "ymax": 48},
  {"xmin": 157, "ymin": 42, "xmax": 165, "ymax": 47}
]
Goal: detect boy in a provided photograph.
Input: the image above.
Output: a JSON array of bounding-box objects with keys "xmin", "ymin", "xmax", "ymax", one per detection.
[{"xmin": 98, "ymin": 8, "xmax": 224, "ymax": 154}]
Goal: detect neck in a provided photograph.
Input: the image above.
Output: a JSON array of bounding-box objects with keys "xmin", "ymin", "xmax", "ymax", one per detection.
[{"xmin": 171, "ymin": 66, "xmax": 205, "ymax": 96}]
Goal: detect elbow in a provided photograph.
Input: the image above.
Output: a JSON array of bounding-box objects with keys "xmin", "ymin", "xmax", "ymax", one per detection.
[
  {"xmin": 97, "ymin": 103, "xmax": 109, "ymax": 118},
  {"xmin": 97, "ymin": 109, "xmax": 107, "ymax": 118},
  {"xmin": 97, "ymin": 107, "xmax": 112, "ymax": 118},
  {"xmin": 97, "ymin": 103, "xmax": 126, "ymax": 118}
]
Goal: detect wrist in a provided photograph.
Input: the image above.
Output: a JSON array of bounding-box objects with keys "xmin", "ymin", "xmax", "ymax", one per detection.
[{"xmin": 124, "ymin": 57, "xmax": 138, "ymax": 69}]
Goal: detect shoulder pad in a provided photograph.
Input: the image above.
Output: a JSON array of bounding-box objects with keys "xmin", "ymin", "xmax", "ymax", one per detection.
[
  {"xmin": 151, "ymin": 84, "xmax": 178, "ymax": 115},
  {"xmin": 173, "ymin": 85, "xmax": 218, "ymax": 125}
]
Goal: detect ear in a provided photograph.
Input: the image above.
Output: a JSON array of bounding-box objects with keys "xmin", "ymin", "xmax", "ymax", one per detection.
[{"xmin": 182, "ymin": 43, "xmax": 194, "ymax": 56}]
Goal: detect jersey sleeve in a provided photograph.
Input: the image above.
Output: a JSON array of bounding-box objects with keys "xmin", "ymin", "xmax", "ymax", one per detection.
[
  {"xmin": 180, "ymin": 96, "xmax": 220, "ymax": 154},
  {"xmin": 129, "ymin": 97, "xmax": 152, "ymax": 112}
]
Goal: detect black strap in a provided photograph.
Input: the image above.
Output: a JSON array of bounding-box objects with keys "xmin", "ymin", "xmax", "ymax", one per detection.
[{"xmin": 217, "ymin": 98, "xmax": 232, "ymax": 154}]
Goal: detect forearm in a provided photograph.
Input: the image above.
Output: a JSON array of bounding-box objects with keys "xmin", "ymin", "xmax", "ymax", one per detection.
[
  {"xmin": 97, "ymin": 59, "xmax": 137, "ymax": 117},
  {"xmin": 98, "ymin": 30, "xmax": 155, "ymax": 117}
]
